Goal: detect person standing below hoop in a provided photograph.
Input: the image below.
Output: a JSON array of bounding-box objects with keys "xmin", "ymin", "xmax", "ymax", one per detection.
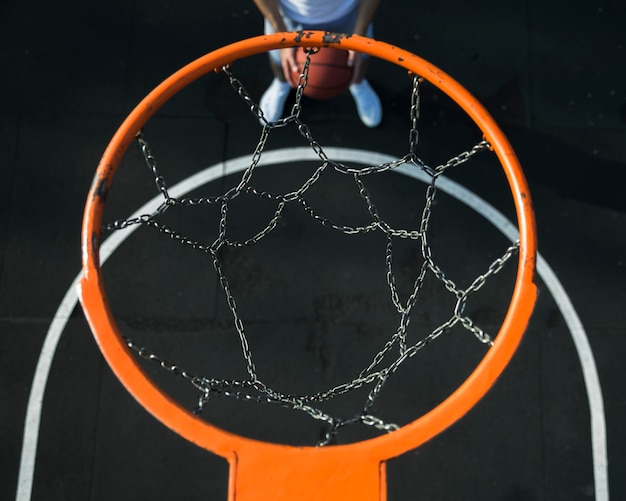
[{"xmin": 253, "ymin": 0, "xmax": 383, "ymax": 128}]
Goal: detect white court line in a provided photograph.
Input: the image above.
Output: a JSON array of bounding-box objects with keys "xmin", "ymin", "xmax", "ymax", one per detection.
[{"xmin": 16, "ymin": 147, "xmax": 608, "ymax": 500}]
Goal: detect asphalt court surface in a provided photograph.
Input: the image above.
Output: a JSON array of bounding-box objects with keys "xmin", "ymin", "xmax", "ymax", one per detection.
[{"xmin": 1, "ymin": 1, "xmax": 625, "ymax": 500}]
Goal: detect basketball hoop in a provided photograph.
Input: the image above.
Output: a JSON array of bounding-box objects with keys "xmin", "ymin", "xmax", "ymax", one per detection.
[{"xmin": 79, "ymin": 32, "xmax": 537, "ymax": 500}]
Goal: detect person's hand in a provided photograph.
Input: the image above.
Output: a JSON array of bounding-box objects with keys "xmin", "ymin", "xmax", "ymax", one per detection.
[
  {"xmin": 281, "ymin": 48, "xmax": 298, "ymax": 86},
  {"xmin": 347, "ymin": 50, "xmax": 363, "ymax": 84}
]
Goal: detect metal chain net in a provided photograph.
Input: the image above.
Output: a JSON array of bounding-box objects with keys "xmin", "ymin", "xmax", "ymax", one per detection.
[{"xmin": 105, "ymin": 50, "xmax": 520, "ymax": 446}]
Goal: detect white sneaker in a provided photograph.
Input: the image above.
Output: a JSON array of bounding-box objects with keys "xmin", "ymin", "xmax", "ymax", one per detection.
[
  {"xmin": 349, "ymin": 80, "xmax": 382, "ymax": 128},
  {"xmin": 259, "ymin": 78, "xmax": 292, "ymax": 123}
]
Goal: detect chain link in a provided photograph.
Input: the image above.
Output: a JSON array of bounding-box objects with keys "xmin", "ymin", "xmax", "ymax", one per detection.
[{"xmin": 105, "ymin": 61, "xmax": 519, "ymax": 445}]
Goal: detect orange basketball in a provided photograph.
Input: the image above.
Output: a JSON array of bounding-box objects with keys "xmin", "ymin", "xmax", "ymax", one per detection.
[{"xmin": 290, "ymin": 47, "xmax": 354, "ymax": 100}]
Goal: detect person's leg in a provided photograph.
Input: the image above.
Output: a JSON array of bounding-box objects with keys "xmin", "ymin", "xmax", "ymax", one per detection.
[
  {"xmin": 269, "ymin": 57, "xmax": 286, "ymax": 82},
  {"xmin": 259, "ymin": 17, "xmax": 299, "ymax": 122},
  {"xmin": 325, "ymin": 9, "xmax": 382, "ymax": 127}
]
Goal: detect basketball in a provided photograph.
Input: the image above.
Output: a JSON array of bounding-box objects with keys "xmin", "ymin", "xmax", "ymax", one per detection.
[{"xmin": 289, "ymin": 47, "xmax": 354, "ymax": 100}]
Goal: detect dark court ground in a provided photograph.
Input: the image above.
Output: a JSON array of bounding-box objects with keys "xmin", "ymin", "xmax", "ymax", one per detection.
[{"xmin": 1, "ymin": 1, "xmax": 625, "ymax": 500}]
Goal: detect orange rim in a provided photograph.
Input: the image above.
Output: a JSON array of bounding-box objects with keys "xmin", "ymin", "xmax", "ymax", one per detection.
[{"xmin": 79, "ymin": 31, "xmax": 537, "ymax": 464}]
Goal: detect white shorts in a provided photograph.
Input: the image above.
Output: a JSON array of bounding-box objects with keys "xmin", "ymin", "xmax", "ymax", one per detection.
[{"xmin": 264, "ymin": 5, "xmax": 374, "ymax": 64}]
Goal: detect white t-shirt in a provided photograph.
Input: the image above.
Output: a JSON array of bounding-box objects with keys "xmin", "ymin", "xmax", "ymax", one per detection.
[{"xmin": 278, "ymin": 0, "xmax": 359, "ymax": 25}]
